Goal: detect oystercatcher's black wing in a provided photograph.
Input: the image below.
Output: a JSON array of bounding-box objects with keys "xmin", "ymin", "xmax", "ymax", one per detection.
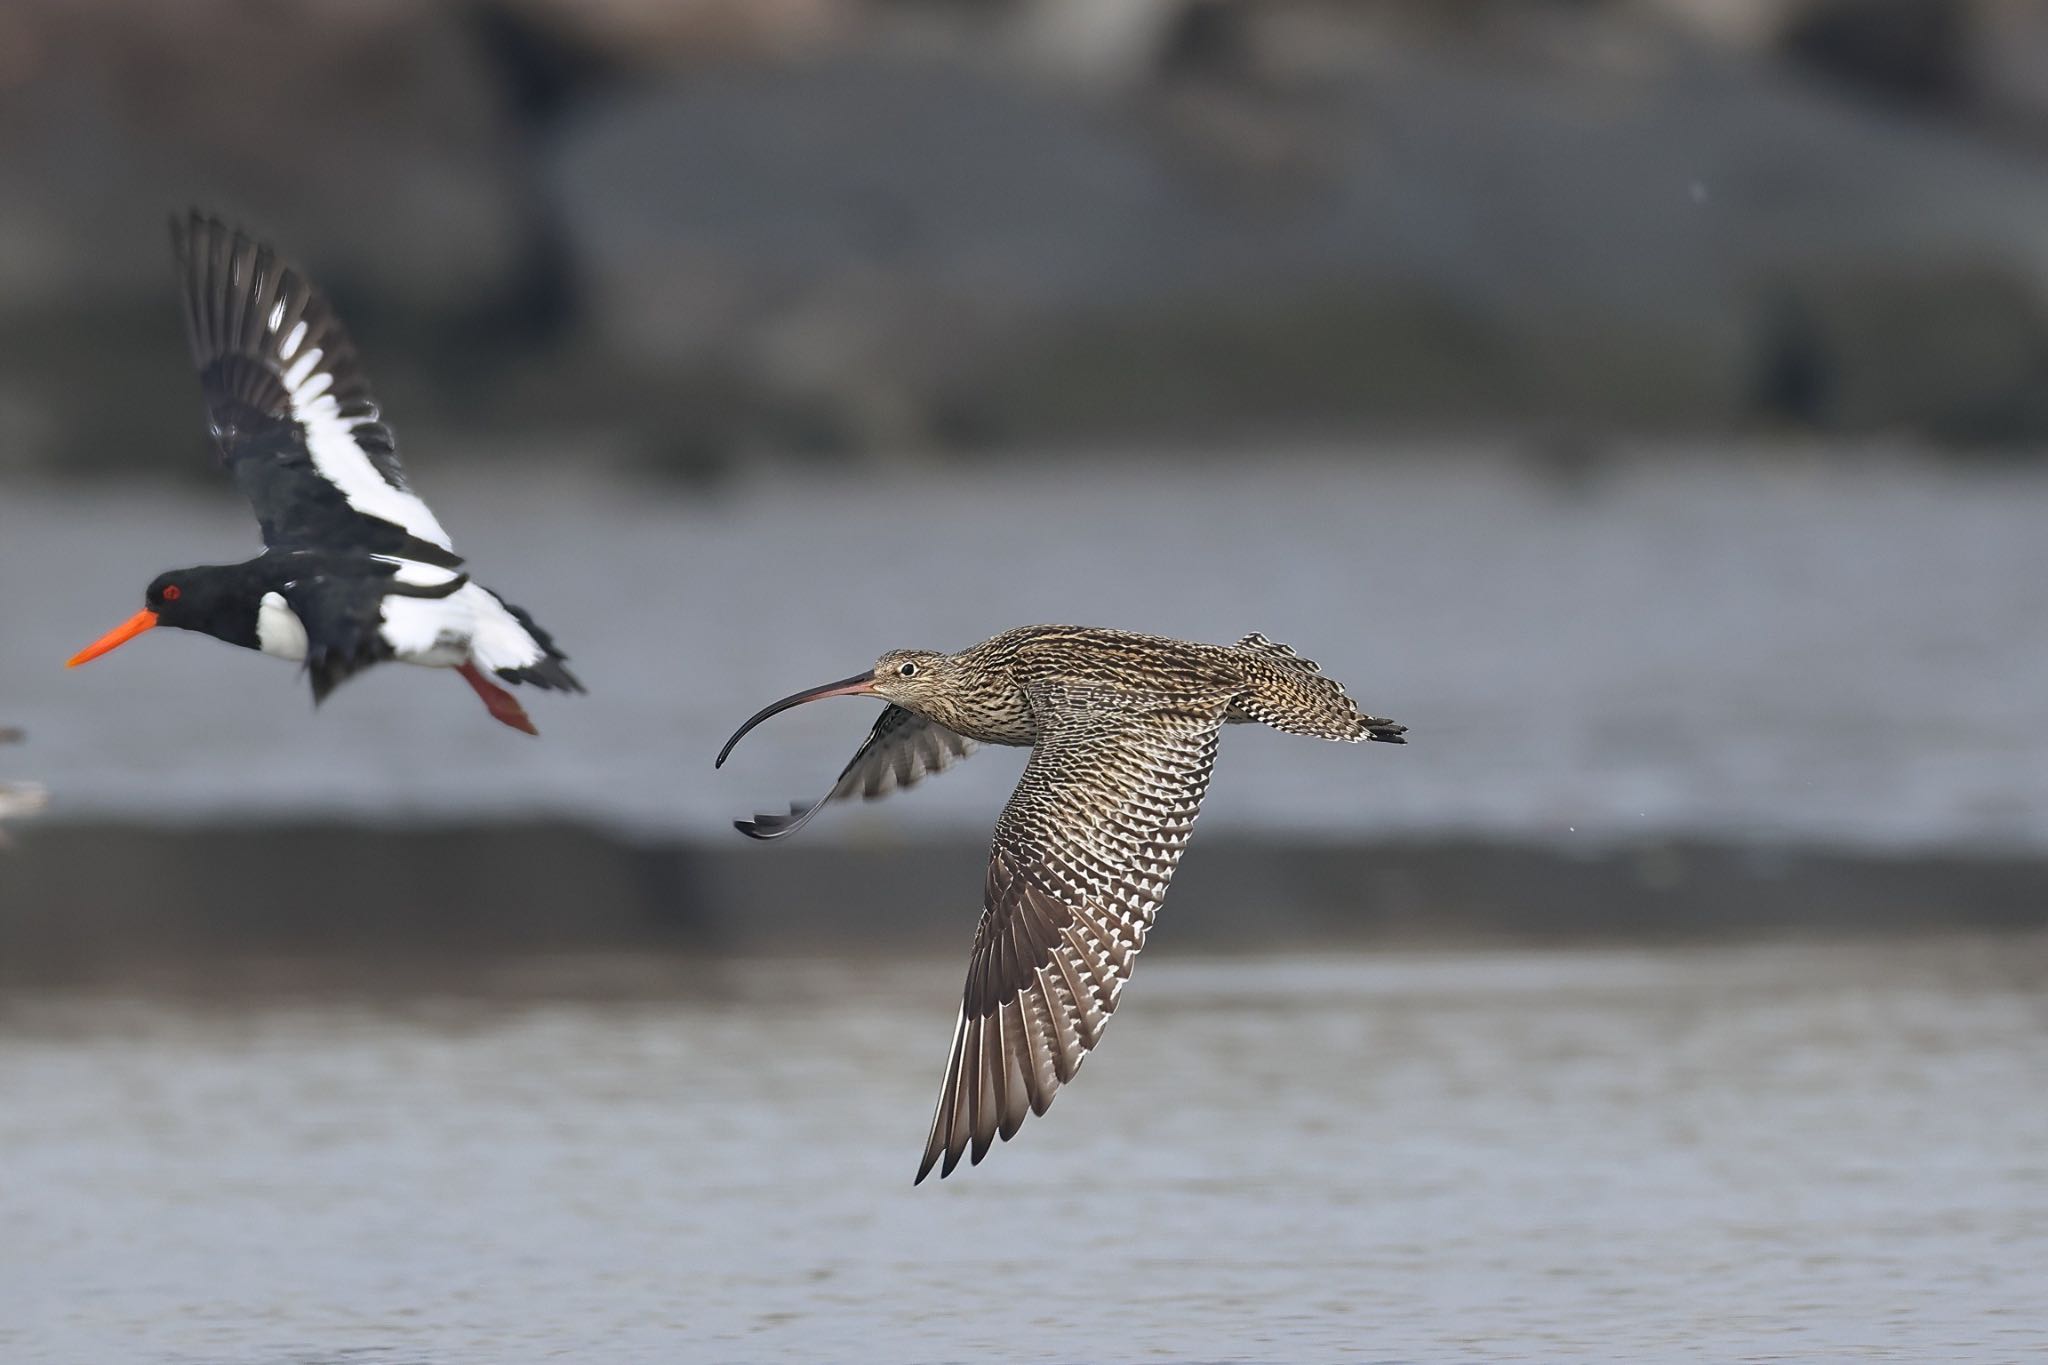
[
  {"xmin": 270, "ymin": 552, "xmax": 470, "ymax": 702},
  {"xmin": 171, "ymin": 213, "xmax": 461, "ymax": 568}
]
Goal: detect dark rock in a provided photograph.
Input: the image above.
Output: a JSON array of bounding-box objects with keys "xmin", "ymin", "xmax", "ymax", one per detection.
[
  {"xmin": 0, "ymin": 0, "xmax": 538, "ymax": 471},
  {"xmin": 14, "ymin": 1, "xmax": 2048, "ymax": 471},
  {"xmin": 1753, "ymin": 261, "xmax": 2048, "ymax": 445},
  {"xmin": 1781, "ymin": 0, "xmax": 1973, "ymax": 110},
  {"xmin": 568, "ymin": 33, "xmax": 2048, "ymax": 448}
]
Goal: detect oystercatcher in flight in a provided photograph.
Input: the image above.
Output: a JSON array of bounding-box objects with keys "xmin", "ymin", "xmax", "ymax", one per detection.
[{"xmin": 67, "ymin": 214, "xmax": 583, "ymax": 733}]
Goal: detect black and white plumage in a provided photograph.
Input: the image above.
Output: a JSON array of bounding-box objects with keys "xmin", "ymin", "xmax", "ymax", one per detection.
[
  {"xmin": 67, "ymin": 214, "xmax": 582, "ymax": 732},
  {"xmin": 178, "ymin": 211, "xmax": 454, "ymax": 567},
  {"xmin": 715, "ymin": 625, "xmax": 1406, "ymax": 1182}
]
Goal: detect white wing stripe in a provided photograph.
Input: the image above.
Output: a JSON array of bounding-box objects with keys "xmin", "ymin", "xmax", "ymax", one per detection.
[
  {"xmin": 283, "ymin": 348, "xmax": 322, "ymax": 390},
  {"xmin": 285, "ymin": 361, "xmax": 454, "ymax": 553},
  {"xmin": 370, "ymin": 554, "xmax": 461, "ymax": 588}
]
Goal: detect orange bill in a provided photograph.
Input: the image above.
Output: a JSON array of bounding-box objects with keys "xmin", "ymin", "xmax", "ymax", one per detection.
[{"xmin": 67, "ymin": 609, "xmax": 158, "ymax": 667}]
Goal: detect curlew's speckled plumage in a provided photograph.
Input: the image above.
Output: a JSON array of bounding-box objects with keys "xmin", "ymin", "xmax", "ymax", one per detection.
[{"xmin": 715, "ymin": 625, "xmax": 1405, "ymax": 1183}]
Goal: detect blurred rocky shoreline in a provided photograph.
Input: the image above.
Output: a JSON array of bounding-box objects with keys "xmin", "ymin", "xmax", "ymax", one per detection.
[
  {"xmin": 4, "ymin": 823, "xmax": 2046, "ymax": 983},
  {"xmin": 8, "ymin": 0, "xmax": 2048, "ymax": 477}
]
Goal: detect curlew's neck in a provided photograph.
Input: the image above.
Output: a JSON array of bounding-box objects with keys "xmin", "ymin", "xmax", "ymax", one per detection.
[{"xmin": 911, "ymin": 658, "xmax": 1036, "ymax": 746}]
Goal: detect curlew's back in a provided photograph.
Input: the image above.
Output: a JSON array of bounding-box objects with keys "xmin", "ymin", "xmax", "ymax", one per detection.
[{"xmin": 953, "ymin": 625, "xmax": 1405, "ymax": 745}]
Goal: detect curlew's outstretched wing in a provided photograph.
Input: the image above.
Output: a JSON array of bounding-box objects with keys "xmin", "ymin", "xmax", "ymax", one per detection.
[
  {"xmin": 917, "ymin": 682, "xmax": 1229, "ymax": 1183},
  {"xmin": 736, "ymin": 705, "xmax": 976, "ymax": 840},
  {"xmin": 171, "ymin": 213, "xmax": 459, "ymax": 567}
]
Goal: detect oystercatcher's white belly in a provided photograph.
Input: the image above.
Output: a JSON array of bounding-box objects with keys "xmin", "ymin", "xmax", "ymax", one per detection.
[
  {"xmin": 379, "ymin": 577, "xmax": 547, "ymax": 673},
  {"xmin": 256, "ymin": 591, "xmax": 308, "ymax": 662}
]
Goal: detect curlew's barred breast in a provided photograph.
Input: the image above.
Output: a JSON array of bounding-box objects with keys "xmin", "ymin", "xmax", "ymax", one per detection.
[{"xmin": 715, "ymin": 625, "xmax": 1406, "ymax": 1182}]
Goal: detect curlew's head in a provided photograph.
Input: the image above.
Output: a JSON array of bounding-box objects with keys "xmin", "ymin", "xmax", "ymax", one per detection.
[
  {"xmin": 716, "ymin": 647, "xmax": 992, "ymax": 767},
  {"xmin": 716, "ymin": 648, "xmax": 949, "ymax": 767},
  {"xmin": 869, "ymin": 648, "xmax": 962, "ymax": 704}
]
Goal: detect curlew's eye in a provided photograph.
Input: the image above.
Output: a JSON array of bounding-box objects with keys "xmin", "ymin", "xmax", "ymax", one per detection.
[
  {"xmin": 161, "ymin": 585, "xmax": 182, "ymax": 602},
  {"xmin": 897, "ymin": 661, "xmax": 918, "ymax": 678}
]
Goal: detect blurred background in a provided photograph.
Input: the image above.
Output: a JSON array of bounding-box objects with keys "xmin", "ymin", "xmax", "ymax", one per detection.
[{"xmin": 3, "ymin": 2, "xmax": 2046, "ymax": 1360}]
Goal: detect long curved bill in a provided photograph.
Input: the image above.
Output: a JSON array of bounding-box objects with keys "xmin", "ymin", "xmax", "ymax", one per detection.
[
  {"xmin": 67, "ymin": 609, "xmax": 158, "ymax": 668},
  {"xmin": 716, "ymin": 672, "xmax": 877, "ymax": 768}
]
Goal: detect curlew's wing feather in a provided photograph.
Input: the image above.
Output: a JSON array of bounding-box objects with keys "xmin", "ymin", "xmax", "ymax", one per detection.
[
  {"xmin": 171, "ymin": 212, "xmax": 459, "ymax": 566},
  {"xmin": 736, "ymin": 705, "xmax": 976, "ymax": 840},
  {"xmin": 916, "ymin": 682, "xmax": 1228, "ymax": 1182}
]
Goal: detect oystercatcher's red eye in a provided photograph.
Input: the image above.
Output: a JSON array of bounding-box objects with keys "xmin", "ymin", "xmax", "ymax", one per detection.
[{"xmin": 162, "ymin": 585, "xmax": 181, "ymax": 601}]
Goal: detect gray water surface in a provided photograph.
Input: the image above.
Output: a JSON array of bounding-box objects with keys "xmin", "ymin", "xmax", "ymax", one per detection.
[
  {"xmin": 6, "ymin": 938, "xmax": 2045, "ymax": 1362},
  {"xmin": 8, "ymin": 452, "xmax": 2048, "ymax": 851}
]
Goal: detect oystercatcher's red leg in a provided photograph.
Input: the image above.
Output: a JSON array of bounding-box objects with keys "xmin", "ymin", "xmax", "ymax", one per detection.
[{"xmin": 457, "ymin": 661, "xmax": 538, "ymax": 735}]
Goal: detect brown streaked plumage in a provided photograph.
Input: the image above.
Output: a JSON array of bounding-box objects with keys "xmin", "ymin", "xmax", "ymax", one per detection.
[{"xmin": 715, "ymin": 625, "xmax": 1405, "ymax": 1182}]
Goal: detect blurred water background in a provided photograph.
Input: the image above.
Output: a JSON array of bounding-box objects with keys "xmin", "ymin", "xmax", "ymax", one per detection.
[
  {"xmin": 4, "ymin": 1, "xmax": 2048, "ymax": 1360},
  {"xmin": 7, "ymin": 942, "xmax": 2046, "ymax": 1363}
]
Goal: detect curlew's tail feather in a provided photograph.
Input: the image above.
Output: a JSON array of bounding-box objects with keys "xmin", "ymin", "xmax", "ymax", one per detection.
[{"xmin": 1230, "ymin": 632, "xmax": 1404, "ymax": 743}]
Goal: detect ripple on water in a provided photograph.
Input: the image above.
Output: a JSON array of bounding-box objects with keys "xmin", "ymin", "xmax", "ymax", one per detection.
[{"xmin": 2, "ymin": 937, "xmax": 2044, "ymax": 1361}]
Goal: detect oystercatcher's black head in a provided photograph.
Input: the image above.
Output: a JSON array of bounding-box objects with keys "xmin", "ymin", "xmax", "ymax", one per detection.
[{"xmin": 68, "ymin": 564, "xmax": 264, "ymax": 667}]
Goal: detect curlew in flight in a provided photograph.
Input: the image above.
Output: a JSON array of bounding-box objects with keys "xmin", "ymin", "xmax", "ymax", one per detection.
[{"xmin": 716, "ymin": 625, "xmax": 1405, "ymax": 1182}]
